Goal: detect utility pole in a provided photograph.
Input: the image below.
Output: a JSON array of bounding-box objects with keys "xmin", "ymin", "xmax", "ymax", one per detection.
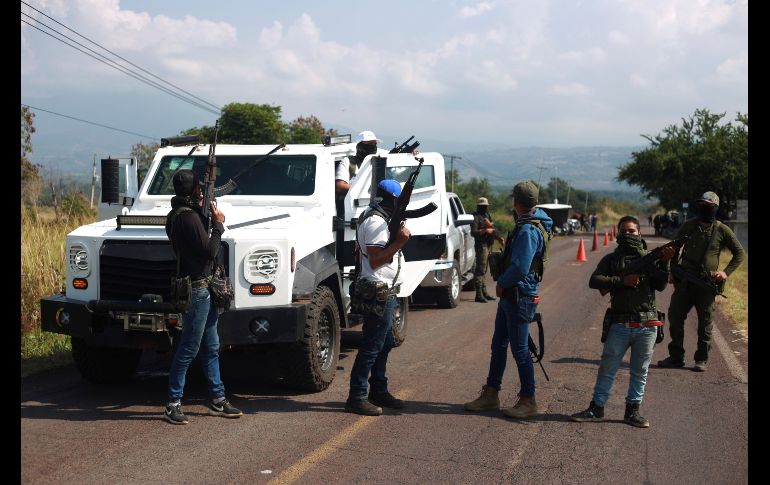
[
  {"xmin": 443, "ymin": 154, "xmax": 462, "ymax": 193},
  {"xmin": 90, "ymin": 153, "xmax": 97, "ymax": 208},
  {"xmin": 565, "ymin": 184, "xmax": 571, "ymax": 205},
  {"xmin": 536, "ymin": 164, "xmax": 548, "ymax": 189},
  {"xmin": 584, "ymin": 192, "xmax": 589, "ymax": 215}
]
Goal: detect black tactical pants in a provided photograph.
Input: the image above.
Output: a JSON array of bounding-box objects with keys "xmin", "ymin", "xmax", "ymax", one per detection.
[{"xmin": 667, "ymin": 280, "xmax": 716, "ymax": 363}]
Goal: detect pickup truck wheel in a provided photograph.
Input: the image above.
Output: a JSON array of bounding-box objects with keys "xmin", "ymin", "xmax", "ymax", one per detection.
[
  {"xmin": 435, "ymin": 263, "xmax": 460, "ymax": 309},
  {"xmin": 70, "ymin": 337, "xmax": 142, "ymax": 384},
  {"xmin": 283, "ymin": 285, "xmax": 340, "ymax": 392},
  {"xmin": 391, "ymin": 297, "xmax": 408, "ymax": 347}
]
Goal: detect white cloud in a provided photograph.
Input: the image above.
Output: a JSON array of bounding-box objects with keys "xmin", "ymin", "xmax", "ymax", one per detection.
[
  {"xmin": 608, "ymin": 30, "xmax": 629, "ymax": 45},
  {"xmin": 465, "ymin": 60, "xmax": 517, "ymax": 92},
  {"xmin": 559, "ymin": 47, "xmax": 607, "ymax": 63},
  {"xmin": 548, "ymin": 83, "xmax": 591, "ymax": 96},
  {"xmin": 259, "ymin": 21, "xmax": 283, "ymax": 50},
  {"xmin": 630, "ymin": 73, "xmax": 649, "ymax": 88},
  {"xmin": 459, "ymin": 1, "xmax": 496, "ymax": 18},
  {"xmin": 716, "ymin": 52, "xmax": 748, "ymax": 81},
  {"xmin": 622, "ymin": 0, "xmax": 737, "ymax": 39}
]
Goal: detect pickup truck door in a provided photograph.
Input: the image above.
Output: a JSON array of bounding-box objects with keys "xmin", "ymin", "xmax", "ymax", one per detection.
[{"xmin": 343, "ymin": 152, "xmax": 447, "ymax": 297}]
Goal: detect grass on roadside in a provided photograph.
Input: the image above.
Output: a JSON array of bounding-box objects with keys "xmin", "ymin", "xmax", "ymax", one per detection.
[
  {"xmin": 21, "ymin": 332, "xmax": 72, "ymax": 379},
  {"xmin": 717, "ymin": 250, "xmax": 748, "ymax": 338}
]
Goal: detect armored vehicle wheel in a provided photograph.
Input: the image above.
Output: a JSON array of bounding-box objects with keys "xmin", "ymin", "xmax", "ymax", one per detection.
[
  {"xmin": 283, "ymin": 285, "xmax": 341, "ymax": 392},
  {"xmin": 70, "ymin": 337, "xmax": 143, "ymax": 384},
  {"xmin": 392, "ymin": 297, "xmax": 409, "ymax": 347},
  {"xmin": 435, "ymin": 263, "xmax": 460, "ymax": 309}
]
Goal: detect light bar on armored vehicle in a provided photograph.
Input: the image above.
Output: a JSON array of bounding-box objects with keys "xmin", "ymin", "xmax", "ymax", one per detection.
[
  {"xmin": 323, "ymin": 134, "xmax": 352, "ymax": 146},
  {"xmin": 160, "ymin": 135, "xmax": 201, "ymax": 147},
  {"xmin": 116, "ymin": 215, "xmax": 168, "ymax": 230}
]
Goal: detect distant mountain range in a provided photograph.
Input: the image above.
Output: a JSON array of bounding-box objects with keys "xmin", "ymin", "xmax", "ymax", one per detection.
[{"xmin": 28, "ymin": 122, "xmax": 646, "ymax": 195}]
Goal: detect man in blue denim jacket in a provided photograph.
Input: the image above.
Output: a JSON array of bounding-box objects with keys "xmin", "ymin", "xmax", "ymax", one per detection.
[
  {"xmin": 571, "ymin": 216, "xmax": 673, "ymax": 427},
  {"xmin": 464, "ymin": 181, "xmax": 552, "ymax": 419},
  {"xmin": 163, "ymin": 170, "xmax": 242, "ymax": 425}
]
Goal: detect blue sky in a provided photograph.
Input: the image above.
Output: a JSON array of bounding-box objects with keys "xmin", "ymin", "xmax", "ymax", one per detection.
[{"xmin": 21, "ymin": 0, "xmax": 747, "ymax": 169}]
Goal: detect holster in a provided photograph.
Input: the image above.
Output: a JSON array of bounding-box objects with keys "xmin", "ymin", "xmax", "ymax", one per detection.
[
  {"xmin": 501, "ymin": 286, "xmax": 519, "ymax": 304},
  {"xmin": 655, "ymin": 311, "xmax": 666, "ymax": 344},
  {"xmin": 170, "ymin": 276, "xmax": 192, "ymax": 313},
  {"xmin": 601, "ymin": 308, "xmax": 612, "ymax": 343},
  {"xmin": 350, "ymin": 279, "xmax": 392, "ymax": 316},
  {"xmin": 488, "ymin": 250, "xmax": 504, "ymax": 281}
]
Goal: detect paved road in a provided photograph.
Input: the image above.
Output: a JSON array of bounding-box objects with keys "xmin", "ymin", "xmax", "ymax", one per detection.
[{"xmin": 21, "ymin": 229, "xmax": 748, "ymax": 484}]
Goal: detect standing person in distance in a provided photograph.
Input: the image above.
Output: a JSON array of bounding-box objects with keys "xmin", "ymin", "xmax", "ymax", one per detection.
[
  {"xmin": 657, "ymin": 191, "xmax": 745, "ymax": 372},
  {"xmin": 163, "ymin": 169, "xmax": 242, "ymax": 424},
  {"xmin": 470, "ymin": 197, "xmax": 502, "ymax": 303},
  {"xmin": 571, "ymin": 216, "xmax": 673, "ymax": 428},
  {"xmin": 345, "ymin": 179, "xmax": 411, "ymax": 416},
  {"xmin": 464, "ymin": 182, "xmax": 552, "ymax": 419}
]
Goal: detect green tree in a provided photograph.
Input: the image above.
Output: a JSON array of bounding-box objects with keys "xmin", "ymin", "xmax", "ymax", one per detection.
[
  {"xmin": 618, "ymin": 108, "xmax": 748, "ymax": 214},
  {"xmin": 287, "ymin": 115, "xmax": 337, "ymax": 144},
  {"xmin": 21, "ymin": 106, "xmax": 42, "ymax": 207},
  {"xmin": 130, "ymin": 141, "xmax": 160, "ymax": 187}
]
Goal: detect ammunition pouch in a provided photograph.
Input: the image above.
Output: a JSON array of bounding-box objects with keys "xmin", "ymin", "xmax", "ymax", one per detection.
[
  {"xmin": 350, "ymin": 279, "xmax": 397, "ymax": 317},
  {"xmin": 170, "ymin": 276, "xmax": 192, "ymax": 313},
  {"xmin": 488, "ymin": 250, "xmax": 504, "ymax": 281}
]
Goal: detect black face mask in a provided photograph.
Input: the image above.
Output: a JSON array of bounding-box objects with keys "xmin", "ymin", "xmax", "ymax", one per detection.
[
  {"xmin": 616, "ymin": 232, "xmax": 644, "ymax": 255},
  {"xmin": 356, "ymin": 143, "xmax": 377, "ymax": 161},
  {"xmin": 697, "ymin": 204, "xmax": 718, "ymax": 222}
]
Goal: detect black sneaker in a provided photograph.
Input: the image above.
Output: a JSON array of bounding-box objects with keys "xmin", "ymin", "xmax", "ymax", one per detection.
[
  {"xmin": 693, "ymin": 360, "xmax": 707, "ymax": 372},
  {"xmin": 657, "ymin": 356, "xmax": 685, "ymax": 368},
  {"xmin": 570, "ymin": 401, "xmax": 604, "ymax": 422},
  {"xmin": 368, "ymin": 391, "xmax": 405, "ymax": 409},
  {"xmin": 345, "ymin": 398, "xmax": 383, "ymax": 416},
  {"xmin": 208, "ymin": 398, "xmax": 243, "ymax": 418},
  {"xmin": 164, "ymin": 402, "xmax": 188, "ymax": 425}
]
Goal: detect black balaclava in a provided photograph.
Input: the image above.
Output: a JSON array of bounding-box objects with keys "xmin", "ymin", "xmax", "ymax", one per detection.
[
  {"xmin": 697, "ymin": 203, "xmax": 718, "ymax": 223},
  {"xmin": 355, "ymin": 142, "xmax": 378, "ymax": 164}
]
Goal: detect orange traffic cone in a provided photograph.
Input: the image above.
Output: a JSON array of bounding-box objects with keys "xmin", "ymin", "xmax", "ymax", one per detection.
[
  {"xmin": 603, "ymin": 232, "xmax": 609, "ymax": 246},
  {"xmin": 609, "ymin": 229, "xmax": 614, "ymax": 242},
  {"xmin": 591, "ymin": 231, "xmax": 599, "ymax": 251},
  {"xmin": 576, "ymin": 239, "xmax": 587, "ymax": 262},
  {"xmin": 612, "ymin": 225, "xmax": 616, "ymax": 239}
]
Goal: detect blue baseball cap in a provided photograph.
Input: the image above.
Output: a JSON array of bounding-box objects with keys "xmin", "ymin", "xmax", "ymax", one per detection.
[{"xmin": 377, "ymin": 179, "xmax": 402, "ymax": 198}]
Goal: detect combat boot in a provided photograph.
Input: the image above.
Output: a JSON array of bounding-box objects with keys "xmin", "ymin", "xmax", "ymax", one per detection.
[
  {"xmin": 464, "ymin": 385, "xmax": 500, "ymax": 411},
  {"xmin": 475, "ymin": 278, "xmax": 488, "ymax": 303},
  {"xmin": 623, "ymin": 402, "xmax": 649, "ymax": 428},
  {"xmin": 503, "ymin": 395, "xmax": 538, "ymax": 419},
  {"xmin": 481, "ymin": 281, "xmax": 496, "ymax": 300}
]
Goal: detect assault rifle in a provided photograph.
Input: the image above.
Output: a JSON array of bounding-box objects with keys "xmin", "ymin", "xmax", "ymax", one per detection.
[
  {"xmin": 200, "ymin": 120, "xmax": 221, "ymax": 233},
  {"xmin": 599, "ymin": 235, "xmax": 689, "ymax": 296},
  {"xmin": 389, "ymin": 135, "xmax": 420, "ymax": 154},
  {"xmin": 385, "ymin": 156, "xmax": 437, "ymax": 247},
  {"xmin": 529, "ymin": 313, "xmax": 549, "ymax": 381},
  {"xmin": 671, "ymin": 264, "xmax": 726, "ymax": 298}
]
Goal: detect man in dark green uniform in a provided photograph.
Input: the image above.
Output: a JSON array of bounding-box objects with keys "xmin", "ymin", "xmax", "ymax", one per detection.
[
  {"xmin": 658, "ymin": 191, "xmax": 745, "ymax": 372},
  {"xmin": 471, "ymin": 197, "xmax": 501, "ymax": 303}
]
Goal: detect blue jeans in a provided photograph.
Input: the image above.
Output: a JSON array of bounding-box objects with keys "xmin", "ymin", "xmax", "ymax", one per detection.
[
  {"xmin": 168, "ymin": 287, "xmax": 226, "ymax": 403},
  {"xmin": 348, "ymin": 296, "xmax": 397, "ymax": 400},
  {"xmin": 592, "ymin": 324, "xmax": 657, "ymax": 407},
  {"xmin": 486, "ymin": 295, "xmax": 538, "ymax": 398}
]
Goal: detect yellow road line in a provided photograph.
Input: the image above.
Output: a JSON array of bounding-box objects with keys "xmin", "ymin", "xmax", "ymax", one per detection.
[{"xmin": 267, "ymin": 389, "xmax": 415, "ymax": 485}]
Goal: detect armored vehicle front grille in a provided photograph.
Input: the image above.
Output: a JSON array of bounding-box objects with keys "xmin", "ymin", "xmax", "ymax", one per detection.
[{"xmin": 99, "ymin": 240, "xmax": 229, "ymax": 302}]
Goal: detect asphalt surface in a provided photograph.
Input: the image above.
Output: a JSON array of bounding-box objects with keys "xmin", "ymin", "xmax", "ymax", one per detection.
[{"xmin": 20, "ymin": 227, "xmax": 749, "ymax": 484}]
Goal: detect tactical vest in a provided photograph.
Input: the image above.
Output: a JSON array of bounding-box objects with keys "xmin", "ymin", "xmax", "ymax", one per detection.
[
  {"xmin": 500, "ymin": 218, "xmax": 551, "ymax": 281},
  {"xmin": 353, "ymin": 205, "xmax": 401, "ymax": 288},
  {"xmin": 607, "ymin": 250, "xmax": 657, "ymax": 314},
  {"xmin": 679, "ymin": 219, "xmax": 722, "ymax": 274},
  {"xmin": 165, "ymin": 205, "xmax": 194, "ymax": 255}
]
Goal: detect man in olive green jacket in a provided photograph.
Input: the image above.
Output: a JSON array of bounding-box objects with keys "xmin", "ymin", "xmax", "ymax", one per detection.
[{"xmin": 658, "ymin": 191, "xmax": 745, "ymax": 372}]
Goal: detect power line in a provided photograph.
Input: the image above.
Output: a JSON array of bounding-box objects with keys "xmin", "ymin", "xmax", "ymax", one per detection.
[
  {"xmin": 21, "ymin": 16, "xmax": 221, "ymax": 116},
  {"xmin": 22, "ymin": 103, "xmax": 160, "ymax": 141},
  {"xmin": 21, "ymin": 0, "xmax": 221, "ymax": 114}
]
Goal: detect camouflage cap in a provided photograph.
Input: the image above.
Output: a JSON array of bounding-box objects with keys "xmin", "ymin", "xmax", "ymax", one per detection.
[
  {"xmin": 511, "ymin": 181, "xmax": 539, "ymax": 207},
  {"xmin": 477, "ymin": 197, "xmax": 489, "ymax": 205},
  {"xmin": 697, "ymin": 191, "xmax": 720, "ymax": 206}
]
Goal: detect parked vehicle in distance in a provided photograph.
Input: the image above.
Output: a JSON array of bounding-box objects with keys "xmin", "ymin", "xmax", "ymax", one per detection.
[{"xmin": 413, "ymin": 192, "xmax": 475, "ymax": 308}]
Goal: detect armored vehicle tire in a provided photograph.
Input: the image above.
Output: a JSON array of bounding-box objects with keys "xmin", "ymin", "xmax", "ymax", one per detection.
[
  {"xmin": 70, "ymin": 337, "xmax": 143, "ymax": 384},
  {"xmin": 283, "ymin": 285, "xmax": 341, "ymax": 392},
  {"xmin": 392, "ymin": 297, "xmax": 408, "ymax": 347},
  {"xmin": 435, "ymin": 263, "xmax": 460, "ymax": 309}
]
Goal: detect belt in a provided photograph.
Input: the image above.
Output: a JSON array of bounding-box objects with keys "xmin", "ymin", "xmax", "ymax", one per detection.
[
  {"xmin": 611, "ymin": 310, "xmax": 658, "ymax": 323},
  {"xmin": 191, "ymin": 278, "xmax": 210, "ymax": 289},
  {"xmin": 617, "ymin": 320, "xmax": 664, "ymax": 328}
]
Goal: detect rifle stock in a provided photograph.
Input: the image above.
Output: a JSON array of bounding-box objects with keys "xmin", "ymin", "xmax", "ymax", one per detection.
[{"xmin": 598, "ymin": 236, "xmax": 688, "ymax": 296}]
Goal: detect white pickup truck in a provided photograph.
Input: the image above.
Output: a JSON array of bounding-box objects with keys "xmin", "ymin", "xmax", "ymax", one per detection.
[{"xmin": 40, "ymin": 135, "xmax": 448, "ymax": 391}]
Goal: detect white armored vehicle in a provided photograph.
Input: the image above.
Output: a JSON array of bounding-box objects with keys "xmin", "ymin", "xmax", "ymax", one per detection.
[{"xmin": 40, "ymin": 135, "xmax": 448, "ymax": 391}]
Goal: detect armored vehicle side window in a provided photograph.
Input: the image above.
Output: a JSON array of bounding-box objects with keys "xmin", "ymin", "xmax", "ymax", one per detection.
[
  {"xmin": 386, "ymin": 166, "xmax": 435, "ymax": 189},
  {"xmin": 148, "ymin": 155, "xmax": 317, "ymax": 196}
]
